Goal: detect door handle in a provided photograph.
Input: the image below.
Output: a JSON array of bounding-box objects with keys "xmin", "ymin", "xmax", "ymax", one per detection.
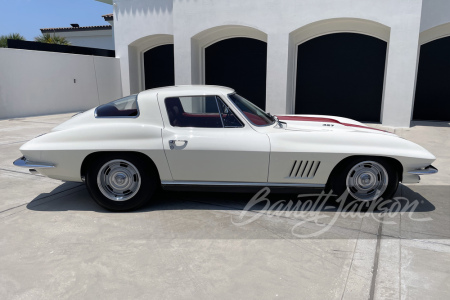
[{"xmin": 169, "ymin": 140, "xmax": 188, "ymax": 149}]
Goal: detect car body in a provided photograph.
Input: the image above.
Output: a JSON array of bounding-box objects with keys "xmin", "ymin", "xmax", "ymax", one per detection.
[{"xmin": 14, "ymin": 85, "xmax": 438, "ymax": 210}]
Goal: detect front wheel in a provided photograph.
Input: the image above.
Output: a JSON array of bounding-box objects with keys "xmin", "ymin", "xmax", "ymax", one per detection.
[
  {"xmin": 86, "ymin": 153, "xmax": 157, "ymax": 211},
  {"xmin": 329, "ymin": 157, "xmax": 399, "ymax": 203}
]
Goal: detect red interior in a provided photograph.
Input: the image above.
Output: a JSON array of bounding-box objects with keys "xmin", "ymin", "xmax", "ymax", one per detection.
[
  {"xmin": 165, "ymin": 97, "xmax": 384, "ymax": 132},
  {"xmin": 182, "ymin": 113, "xmax": 226, "ymax": 118},
  {"xmin": 243, "ymin": 112, "xmax": 269, "ymax": 125}
]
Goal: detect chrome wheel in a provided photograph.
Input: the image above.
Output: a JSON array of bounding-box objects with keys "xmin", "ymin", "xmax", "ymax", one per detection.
[
  {"xmin": 97, "ymin": 159, "xmax": 141, "ymax": 201},
  {"xmin": 346, "ymin": 160, "xmax": 388, "ymax": 201}
]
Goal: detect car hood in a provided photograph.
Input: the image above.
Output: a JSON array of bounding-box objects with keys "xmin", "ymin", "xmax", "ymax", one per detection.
[{"xmin": 276, "ymin": 115, "xmax": 396, "ymax": 137}]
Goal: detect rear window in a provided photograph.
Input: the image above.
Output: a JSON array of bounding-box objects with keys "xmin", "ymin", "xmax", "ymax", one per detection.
[{"xmin": 95, "ymin": 95, "xmax": 139, "ymax": 117}]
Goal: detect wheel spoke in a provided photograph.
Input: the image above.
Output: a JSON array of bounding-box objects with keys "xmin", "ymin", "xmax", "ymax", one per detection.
[
  {"xmin": 346, "ymin": 160, "xmax": 388, "ymax": 201},
  {"xmin": 97, "ymin": 159, "xmax": 141, "ymax": 201}
]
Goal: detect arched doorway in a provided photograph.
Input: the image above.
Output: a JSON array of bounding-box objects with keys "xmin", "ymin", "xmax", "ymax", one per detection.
[
  {"xmin": 413, "ymin": 36, "xmax": 450, "ymax": 121},
  {"xmin": 144, "ymin": 44, "xmax": 175, "ymax": 89},
  {"xmin": 205, "ymin": 37, "xmax": 267, "ymax": 110},
  {"xmin": 127, "ymin": 34, "xmax": 173, "ymax": 94},
  {"xmin": 294, "ymin": 33, "xmax": 387, "ymax": 122}
]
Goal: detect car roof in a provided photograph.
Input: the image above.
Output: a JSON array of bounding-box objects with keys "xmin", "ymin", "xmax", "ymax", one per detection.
[{"xmin": 138, "ymin": 85, "xmax": 235, "ymax": 98}]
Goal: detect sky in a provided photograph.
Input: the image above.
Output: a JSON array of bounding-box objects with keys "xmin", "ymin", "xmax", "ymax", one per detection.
[{"xmin": 0, "ymin": 0, "xmax": 112, "ymax": 40}]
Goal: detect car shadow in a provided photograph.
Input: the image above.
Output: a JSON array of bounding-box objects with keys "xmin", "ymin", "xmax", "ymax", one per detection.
[
  {"xmin": 26, "ymin": 182, "xmax": 436, "ymax": 214},
  {"xmin": 410, "ymin": 120, "xmax": 450, "ymax": 128}
]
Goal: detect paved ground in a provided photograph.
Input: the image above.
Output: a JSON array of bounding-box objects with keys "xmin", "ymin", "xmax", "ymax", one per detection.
[{"xmin": 0, "ymin": 113, "xmax": 449, "ymax": 299}]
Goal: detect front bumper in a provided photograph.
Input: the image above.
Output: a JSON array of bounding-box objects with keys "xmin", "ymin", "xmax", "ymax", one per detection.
[
  {"xmin": 408, "ymin": 165, "xmax": 438, "ymax": 175},
  {"xmin": 13, "ymin": 156, "xmax": 54, "ymax": 169}
]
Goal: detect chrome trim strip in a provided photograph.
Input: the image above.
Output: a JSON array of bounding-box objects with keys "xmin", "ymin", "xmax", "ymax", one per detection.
[
  {"xmin": 408, "ymin": 165, "xmax": 438, "ymax": 175},
  {"xmin": 216, "ymin": 95, "xmax": 245, "ymax": 128},
  {"xmin": 72, "ymin": 111, "xmax": 84, "ymax": 118},
  {"xmin": 13, "ymin": 156, "xmax": 55, "ymax": 169},
  {"xmin": 161, "ymin": 181, "xmax": 325, "ymax": 188},
  {"xmin": 215, "ymin": 96, "xmax": 225, "ymax": 128}
]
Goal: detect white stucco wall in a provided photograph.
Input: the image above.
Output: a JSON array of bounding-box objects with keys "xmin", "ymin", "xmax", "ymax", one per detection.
[
  {"xmin": 419, "ymin": 0, "xmax": 450, "ymax": 45},
  {"xmin": 0, "ymin": 48, "xmax": 122, "ymax": 119},
  {"xmin": 112, "ymin": 0, "xmax": 173, "ymax": 95},
  {"xmin": 56, "ymin": 29, "xmax": 115, "ymax": 50},
  {"xmin": 420, "ymin": 0, "xmax": 450, "ymax": 32},
  {"xmin": 108, "ymin": 0, "xmax": 450, "ymax": 127}
]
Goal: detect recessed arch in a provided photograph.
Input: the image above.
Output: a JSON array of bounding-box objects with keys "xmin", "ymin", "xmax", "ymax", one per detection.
[
  {"xmin": 295, "ymin": 33, "xmax": 387, "ymax": 121},
  {"xmin": 411, "ymin": 23, "xmax": 450, "ymax": 121},
  {"xmin": 287, "ymin": 18, "xmax": 391, "ymax": 120},
  {"xmin": 205, "ymin": 37, "xmax": 267, "ymax": 109},
  {"xmin": 414, "ymin": 29, "xmax": 450, "ymax": 121},
  {"xmin": 191, "ymin": 25, "xmax": 268, "ymax": 108},
  {"xmin": 191, "ymin": 25, "xmax": 268, "ymax": 84},
  {"xmin": 143, "ymin": 44, "xmax": 175, "ymax": 90},
  {"xmin": 128, "ymin": 34, "xmax": 174, "ymax": 93},
  {"xmin": 419, "ymin": 22, "xmax": 450, "ymax": 46}
]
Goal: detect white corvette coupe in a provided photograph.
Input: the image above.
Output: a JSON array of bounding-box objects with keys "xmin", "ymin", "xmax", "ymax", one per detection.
[{"xmin": 14, "ymin": 85, "xmax": 437, "ymax": 211}]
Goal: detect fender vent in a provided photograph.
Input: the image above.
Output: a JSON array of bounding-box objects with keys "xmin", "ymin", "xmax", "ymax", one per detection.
[{"xmin": 288, "ymin": 160, "xmax": 321, "ymax": 179}]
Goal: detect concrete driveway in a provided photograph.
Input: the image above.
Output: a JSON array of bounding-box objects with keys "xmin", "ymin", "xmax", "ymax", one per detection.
[{"xmin": 0, "ymin": 114, "xmax": 449, "ymax": 299}]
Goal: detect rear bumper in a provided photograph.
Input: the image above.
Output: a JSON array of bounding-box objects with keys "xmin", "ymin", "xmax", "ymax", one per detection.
[
  {"xmin": 13, "ymin": 156, "xmax": 55, "ymax": 169},
  {"xmin": 408, "ymin": 165, "xmax": 438, "ymax": 175}
]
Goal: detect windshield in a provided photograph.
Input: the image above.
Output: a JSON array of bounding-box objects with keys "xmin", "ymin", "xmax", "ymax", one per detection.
[{"xmin": 227, "ymin": 93, "xmax": 275, "ymax": 126}]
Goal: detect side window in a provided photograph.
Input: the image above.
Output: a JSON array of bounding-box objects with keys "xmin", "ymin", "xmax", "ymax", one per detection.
[
  {"xmin": 95, "ymin": 95, "xmax": 138, "ymax": 117},
  {"xmin": 165, "ymin": 96, "xmax": 222, "ymax": 128},
  {"xmin": 216, "ymin": 97, "xmax": 244, "ymax": 128},
  {"xmin": 165, "ymin": 95, "xmax": 244, "ymax": 128}
]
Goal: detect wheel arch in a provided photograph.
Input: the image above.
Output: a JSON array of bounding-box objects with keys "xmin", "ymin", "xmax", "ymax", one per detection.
[
  {"xmin": 80, "ymin": 151, "xmax": 161, "ymax": 184},
  {"xmin": 325, "ymin": 155, "xmax": 403, "ymax": 189}
]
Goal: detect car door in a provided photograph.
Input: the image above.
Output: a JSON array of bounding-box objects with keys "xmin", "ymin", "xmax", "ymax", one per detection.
[{"xmin": 158, "ymin": 92, "xmax": 270, "ymax": 183}]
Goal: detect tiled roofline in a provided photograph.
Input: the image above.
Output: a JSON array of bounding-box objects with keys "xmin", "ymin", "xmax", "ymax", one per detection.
[{"xmin": 40, "ymin": 25, "xmax": 112, "ymax": 33}]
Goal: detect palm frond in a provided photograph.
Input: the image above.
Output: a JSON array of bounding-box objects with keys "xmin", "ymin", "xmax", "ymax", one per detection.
[
  {"xmin": 34, "ymin": 33, "xmax": 71, "ymax": 45},
  {"xmin": 0, "ymin": 33, "xmax": 26, "ymax": 48}
]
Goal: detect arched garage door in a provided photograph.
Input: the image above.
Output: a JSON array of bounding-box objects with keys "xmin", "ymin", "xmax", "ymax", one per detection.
[
  {"xmin": 413, "ymin": 36, "xmax": 450, "ymax": 121},
  {"xmin": 295, "ymin": 33, "xmax": 387, "ymax": 122},
  {"xmin": 205, "ymin": 37, "xmax": 267, "ymax": 110},
  {"xmin": 144, "ymin": 44, "xmax": 175, "ymax": 90}
]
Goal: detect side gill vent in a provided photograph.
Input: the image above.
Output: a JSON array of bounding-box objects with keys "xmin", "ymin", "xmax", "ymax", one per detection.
[{"xmin": 288, "ymin": 160, "xmax": 321, "ymax": 179}]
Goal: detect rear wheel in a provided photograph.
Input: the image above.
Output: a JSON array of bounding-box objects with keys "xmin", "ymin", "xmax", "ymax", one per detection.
[
  {"xmin": 329, "ymin": 157, "xmax": 399, "ymax": 203},
  {"xmin": 86, "ymin": 153, "xmax": 157, "ymax": 211}
]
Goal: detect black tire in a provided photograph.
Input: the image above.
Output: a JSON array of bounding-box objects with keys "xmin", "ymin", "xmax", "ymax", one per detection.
[
  {"xmin": 328, "ymin": 157, "xmax": 399, "ymax": 204},
  {"xmin": 85, "ymin": 153, "xmax": 158, "ymax": 211}
]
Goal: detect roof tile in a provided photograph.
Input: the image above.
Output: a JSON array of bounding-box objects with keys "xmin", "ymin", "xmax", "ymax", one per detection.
[{"xmin": 40, "ymin": 25, "xmax": 112, "ymax": 32}]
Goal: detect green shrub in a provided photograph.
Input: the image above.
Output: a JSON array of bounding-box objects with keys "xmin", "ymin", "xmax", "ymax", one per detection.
[
  {"xmin": 0, "ymin": 33, "xmax": 26, "ymax": 48},
  {"xmin": 34, "ymin": 33, "xmax": 71, "ymax": 45}
]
